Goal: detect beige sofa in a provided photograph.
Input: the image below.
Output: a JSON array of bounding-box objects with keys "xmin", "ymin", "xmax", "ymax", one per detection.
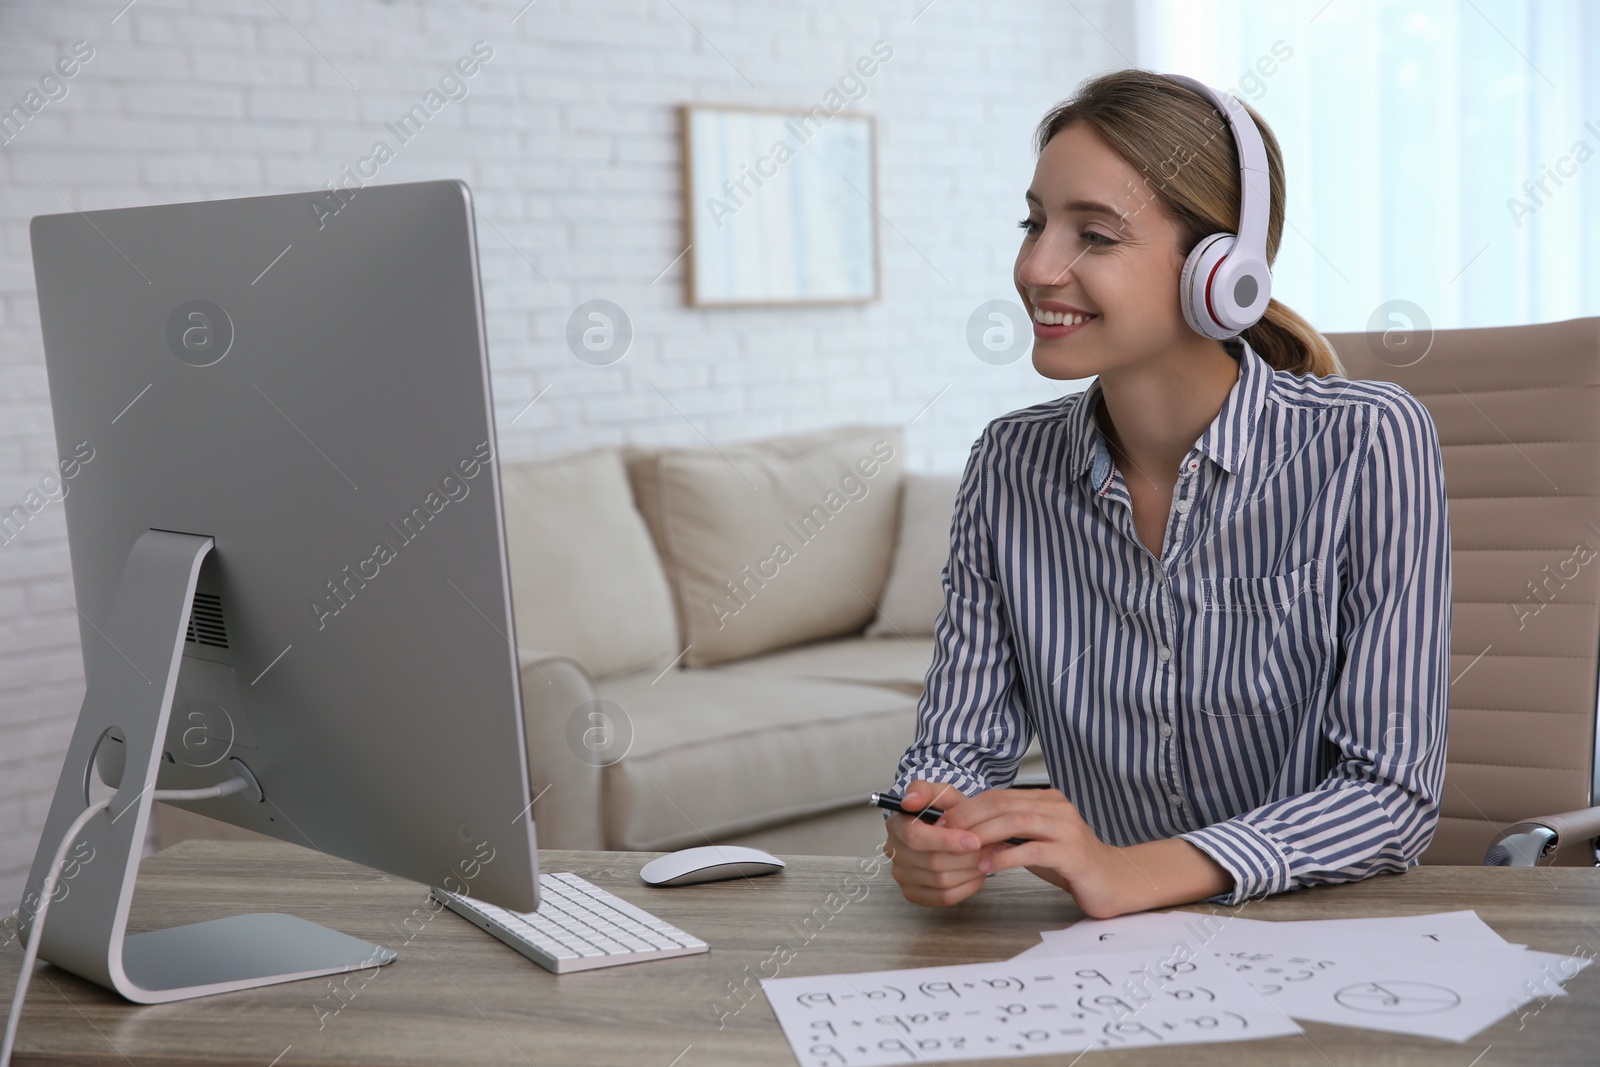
[{"xmin": 499, "ymin": 423, "xmax": 1046, "ymax": 857}]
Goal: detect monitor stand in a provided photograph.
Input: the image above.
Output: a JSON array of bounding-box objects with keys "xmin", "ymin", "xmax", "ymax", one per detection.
[{"xmin": 18, "ymin": 530, "xmax": 395, "ymax": 1004}]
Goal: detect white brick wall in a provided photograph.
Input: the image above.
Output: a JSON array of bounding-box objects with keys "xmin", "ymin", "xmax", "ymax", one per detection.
[{"xmin": 0, "ymin": 0, "xmax": 1129, "ymax": 905}]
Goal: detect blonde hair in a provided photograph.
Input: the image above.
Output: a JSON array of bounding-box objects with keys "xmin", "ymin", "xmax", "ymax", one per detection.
[{"xmin": 1034, "ymin": 69, "xmax": 1344, "ymax": 377}]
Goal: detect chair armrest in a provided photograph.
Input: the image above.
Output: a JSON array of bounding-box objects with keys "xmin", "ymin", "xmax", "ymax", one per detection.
[
  {"xmin": 516, "ymin": 650, "xmax": 606, "ymax": 851},
  {"xmin": 1483, "ymin": 805, "xmax": 1600, "ymax": 866}
]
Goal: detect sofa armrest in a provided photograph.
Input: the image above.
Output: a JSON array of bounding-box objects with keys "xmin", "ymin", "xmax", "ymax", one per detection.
[
  {"xmin": 1483, "ymin": 805, "xmax": 1600, "ymax": 866},
  {"xmin": 517, "ymin": 650, "xmax": 606, "ymax": 851}
]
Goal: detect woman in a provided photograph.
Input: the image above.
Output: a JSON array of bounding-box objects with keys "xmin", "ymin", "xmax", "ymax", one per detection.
[{"xmin": 885, "ymin": 69, "xmax": 1451, "ymax": 918}]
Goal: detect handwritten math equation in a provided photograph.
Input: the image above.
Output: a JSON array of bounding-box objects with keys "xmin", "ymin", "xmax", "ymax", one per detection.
[
  {"xmin": 1212, "ymin": 949, "xmax": 1338, "ymax": 995},
  {"xmin": 762, "ymin": 952, "xmax": 1300, "ymax": 1065}
]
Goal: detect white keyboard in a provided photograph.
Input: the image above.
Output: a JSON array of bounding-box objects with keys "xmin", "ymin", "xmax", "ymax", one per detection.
[{"xmin": 432, "ymin": 872, "xmax": 709, "ymax": 974}]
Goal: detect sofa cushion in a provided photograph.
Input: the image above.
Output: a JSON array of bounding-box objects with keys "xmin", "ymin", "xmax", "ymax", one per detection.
[
  {"xmin": 724, "ymin": 634, "xmax": 937, "ymax": 696},
  {"xmin": 625, "ymin": 425, "xmax": 903, "ymax": 667},
  {"xmin": 867, "ymin": 472, "xmax": 960, "ymax": 637},
  {"xmin": 594, "ymin": 667, "xmax": 916, "ymax": 850},
  {"xmin": 500, "ymin": 448, "xmax": 678, "ymax": 678}
]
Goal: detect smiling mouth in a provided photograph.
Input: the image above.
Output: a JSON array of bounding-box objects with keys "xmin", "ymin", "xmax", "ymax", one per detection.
[
  {"xmin": 1031, "ymin": 306, "xmax": 1097, "ymax": 337},
  {"xmin": 1032, "ymin": 307, "xmax": 1096, "ymax": 327}
]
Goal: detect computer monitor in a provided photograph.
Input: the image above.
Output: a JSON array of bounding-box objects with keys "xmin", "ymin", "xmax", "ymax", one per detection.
[{"xmin": 20, "ymin": 179, "xmax": 540, "ymax": 1003}]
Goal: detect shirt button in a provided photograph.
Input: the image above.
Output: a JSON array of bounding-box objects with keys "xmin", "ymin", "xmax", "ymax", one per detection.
[
  {"xmin": 1157, "ymin": 646, "xmax": 1172, "ymax": 662},
  {"xmin": 1169, "ymin": 794, "xmax": 1185, "ymax": 808},
  {"xmin": 1175, "ymin": 499, "xmax": 1191, "ymax": 514},
  {"xmin": 1159, "ymin": 722, "xmax": 1173, "ymax": 738}
]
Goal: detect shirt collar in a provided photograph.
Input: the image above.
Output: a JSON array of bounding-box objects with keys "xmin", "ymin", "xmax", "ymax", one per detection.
[{"xmin": 1069, "ymin": 337, "xmax": 1273, "ymax": 484}]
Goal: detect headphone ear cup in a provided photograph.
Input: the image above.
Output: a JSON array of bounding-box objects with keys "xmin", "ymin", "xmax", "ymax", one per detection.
[{"xmin": 1179, "ymin": 232, "xmax": 1236, "ymax": 340}]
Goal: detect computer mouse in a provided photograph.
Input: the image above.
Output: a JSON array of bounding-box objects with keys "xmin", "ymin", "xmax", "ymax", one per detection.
[{"xmin": 639, "ymin": 845, "xmax": 786, "ymax": 887}]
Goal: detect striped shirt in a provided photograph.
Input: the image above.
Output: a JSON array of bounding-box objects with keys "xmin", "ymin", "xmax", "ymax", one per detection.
[{"xmin": 892, "ymin": 338, "xmax": 1452, "ymax": 906}]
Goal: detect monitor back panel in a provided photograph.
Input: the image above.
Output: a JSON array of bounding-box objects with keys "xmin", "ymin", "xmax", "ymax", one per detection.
[{"xmin": 31, "ymin": 180, "xmax": 538, "ymax": 910}]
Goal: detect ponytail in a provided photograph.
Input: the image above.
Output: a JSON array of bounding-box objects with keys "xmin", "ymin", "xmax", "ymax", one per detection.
[{"xmin": 1241, "ymin": 298, "xmax": 1345, "ymax": 378}]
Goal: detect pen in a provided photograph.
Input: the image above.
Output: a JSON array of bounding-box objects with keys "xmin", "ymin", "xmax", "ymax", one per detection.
[{"xmin": 869, "ymin": 791, "xmax": 1030, "ymax": 846}]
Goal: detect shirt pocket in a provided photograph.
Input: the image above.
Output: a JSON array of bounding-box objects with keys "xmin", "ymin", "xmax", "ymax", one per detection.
[{"xmin": 1198, "ymin": 560, "xmax": 1328, "ymax": 719}]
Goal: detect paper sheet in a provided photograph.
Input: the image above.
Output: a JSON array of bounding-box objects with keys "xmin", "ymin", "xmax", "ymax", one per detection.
[
  {"xmin": 760, "ymin": 949, "xmax": 1302, "ymax": 1066},
  {"xmin": 1012, "ymin": 910, "xmax": 1593, "ymax": 1044},
  {"xmin": 761, "ymin": 910, "xmax": 1591, "ymax": 1063}
]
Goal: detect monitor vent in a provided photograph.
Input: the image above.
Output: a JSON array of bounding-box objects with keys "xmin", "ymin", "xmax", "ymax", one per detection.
[{"xmin": 185, "ymin": 592, "xmax": 229, "ymax": 649}]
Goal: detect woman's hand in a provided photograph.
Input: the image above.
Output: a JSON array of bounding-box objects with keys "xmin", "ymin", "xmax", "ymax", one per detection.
[
  {"xmin": 939, "ymin": 787, "xmax": 1234, "ymax": 918},
  {"xmin": 884, "ymin": 781, "xmax": 1122, "ymax": 911},
  {"xmin": 885, "ymin": 782, "xmax": 1233, "ymax": 915},
  {"xmin": 933, "ymin": 786, "xmax": 1131, "ymax": 917},
  {"xmin": 883, "ymin": 780, "xmax": 994, "ymax": 907}
]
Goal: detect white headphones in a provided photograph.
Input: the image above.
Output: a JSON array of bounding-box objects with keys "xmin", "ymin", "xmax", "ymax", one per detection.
[{"xmin": 1166, "ymin": 74, "xmax": 1273, "ymax": 341}]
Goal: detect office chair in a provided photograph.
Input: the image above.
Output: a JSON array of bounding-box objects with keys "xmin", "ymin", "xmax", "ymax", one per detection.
[{"xmin": 1328, "ymin": 315, "xmax": 1600, "ymax": 867}]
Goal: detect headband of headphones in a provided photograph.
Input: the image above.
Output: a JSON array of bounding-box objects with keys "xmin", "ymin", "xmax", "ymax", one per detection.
[{"xmin": 1164, "ymin": 74, "xmax": 1274, "ymax": 339}]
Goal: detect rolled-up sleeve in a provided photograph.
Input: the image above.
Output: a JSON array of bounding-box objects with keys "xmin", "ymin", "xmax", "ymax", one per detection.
[
  {"xmin": 1179, "ymin": 392, "xmax": 1452, "ymax": 905},
  {"xmin": 891, "ymin": 426, "xmax": 1035, "ymax": 804}
]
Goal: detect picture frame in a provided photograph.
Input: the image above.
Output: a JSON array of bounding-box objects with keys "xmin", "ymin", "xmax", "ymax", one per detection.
[{"xmin": 679, "ymin": 104, "xmax": 881, "ymax": 307}]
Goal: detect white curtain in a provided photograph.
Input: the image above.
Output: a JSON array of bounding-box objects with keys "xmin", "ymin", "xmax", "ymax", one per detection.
[{"xmin": 1133, "ymin": 0, "xmax": 1600, "ymax": 332}]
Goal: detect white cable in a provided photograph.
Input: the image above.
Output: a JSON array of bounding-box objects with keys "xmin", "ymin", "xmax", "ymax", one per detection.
[
  {"xmin": 1, "ymin": 798, "xmax": 110, "ymax": 1067},
  {"xmin": 153, "ymin": 775, "xmax": 249, "ymax": 803},
  {"xmin": 1, "ymin": 772, "xmax": 250, "ymax": 1066}
]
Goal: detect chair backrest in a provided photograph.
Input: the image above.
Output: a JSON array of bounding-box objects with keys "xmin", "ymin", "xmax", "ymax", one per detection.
[{"xmin": 1325, "ymin": 316, "xmax": 1600, "ymax": 865}]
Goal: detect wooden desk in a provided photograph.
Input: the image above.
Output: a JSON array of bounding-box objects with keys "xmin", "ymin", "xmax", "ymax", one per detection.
[{"xmin": 3, "ymin": 840, "xmax": 1597, "ymax": 1066}]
